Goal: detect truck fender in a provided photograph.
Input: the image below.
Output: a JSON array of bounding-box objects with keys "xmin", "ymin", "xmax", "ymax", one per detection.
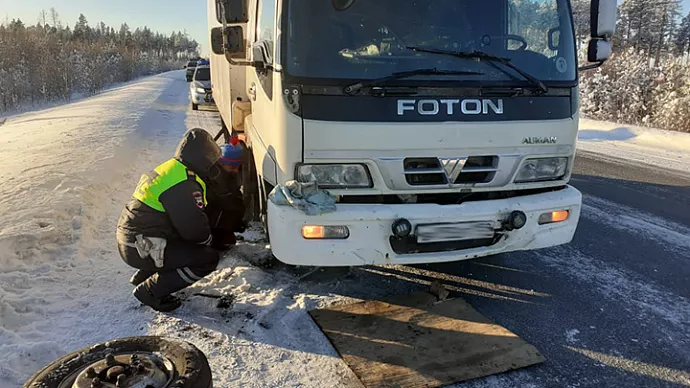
[{"xmin": 242, "ymin": 121, "xmax": 278, "ymax": 187}]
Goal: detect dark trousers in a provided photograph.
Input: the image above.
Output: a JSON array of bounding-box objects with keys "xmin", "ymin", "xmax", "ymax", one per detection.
[{"xmin": 118, "ymin": 240, "xmax": 220, "ymax": 298}]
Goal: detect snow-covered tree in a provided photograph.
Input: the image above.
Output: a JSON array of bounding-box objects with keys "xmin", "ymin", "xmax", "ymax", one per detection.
[
  {"xmin": 0, "ymin": 10, "xmax": 199, "ymax": 112},
  {"xmin": 674, "ymin": 11, "xmax": 690, "ymax": 56},
  {"xmin": 617, "ymin": 0, "xmax": 681, "ymax": 64}
]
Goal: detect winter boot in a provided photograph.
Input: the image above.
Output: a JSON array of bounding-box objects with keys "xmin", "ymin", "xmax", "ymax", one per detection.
[
  {"xmin": 129, "ymin": 269, "xmax": 155, "ymax": 286},
  {"xmin": 133, "ymin": 282, "xmax": 181, "ymax": 312}
]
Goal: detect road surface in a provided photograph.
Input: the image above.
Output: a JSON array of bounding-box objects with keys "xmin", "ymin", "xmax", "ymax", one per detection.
[
  {"xmin": 1, "ymin": 71, "xmax": 688, "ymax": 388},
  {"xmin": 305, "ymin": 153, "xmax": 690, "ymax": 388}
]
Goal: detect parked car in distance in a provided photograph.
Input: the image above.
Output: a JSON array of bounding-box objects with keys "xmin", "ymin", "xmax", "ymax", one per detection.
[
  {"xmin": 185, "ymin": 60, "xmax": 198, "ymax": 82},
  {"xmin": 189, "ymin": 65, "xmax": 213, "ymax": 110}
]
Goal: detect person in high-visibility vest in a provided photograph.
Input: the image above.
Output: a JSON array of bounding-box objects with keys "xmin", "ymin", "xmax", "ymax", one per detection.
[{"xmin": 116, "ymin": 128, "xmax": 244, "ymax": 312}]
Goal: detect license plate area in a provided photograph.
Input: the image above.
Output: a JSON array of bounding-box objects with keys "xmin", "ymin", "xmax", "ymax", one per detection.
[{"xmin": 416, "ymin": 221, "xmax": 496, "ymax": 244}]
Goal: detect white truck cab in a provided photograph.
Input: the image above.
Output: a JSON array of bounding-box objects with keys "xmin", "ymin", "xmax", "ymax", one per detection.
[{"xmin": 206, "ymin": 0, "xmax": 616, "ymax": 266}]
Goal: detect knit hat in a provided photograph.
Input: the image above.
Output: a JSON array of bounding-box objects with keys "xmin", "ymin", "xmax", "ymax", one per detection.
[{"xmin": 219, "ymin": 138, "xmax": 243, "ymax": 166}]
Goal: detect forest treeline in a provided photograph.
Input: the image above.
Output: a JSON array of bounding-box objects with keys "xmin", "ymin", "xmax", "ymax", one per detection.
[{"xmin": 0, "ymin": 9, "xmax": 199, "ymax": 111}]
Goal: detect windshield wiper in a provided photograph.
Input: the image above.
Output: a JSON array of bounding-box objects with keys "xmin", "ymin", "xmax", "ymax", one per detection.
[
  {"xmin": 343, "ymin": 67, "xmax": 483, "ymax": 95},
  {"xmin": 406, "ymin": 46, "xmax": 548, "ymax": 94}
]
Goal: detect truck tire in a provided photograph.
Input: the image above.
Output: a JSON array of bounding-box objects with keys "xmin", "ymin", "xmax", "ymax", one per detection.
[
  {"xmin": 242, "ymin": 145, "xmax": 261, "ymax": 223},
  {"xmin": 23, "ymin": 336, "xmax": 212, "ymax": 388},
  {"xmin": 192, "ymin": 102, "xmax": 199, "ymax": 111}
]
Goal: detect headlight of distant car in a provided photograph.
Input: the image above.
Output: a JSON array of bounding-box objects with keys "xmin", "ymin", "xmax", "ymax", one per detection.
[
  {"xmin": 297, "ymin": 164, "xmax": 372, "ymax": 188},
  {"xmin": 514, "ymin": 157, "xmax": 568, "ymax": 183},
  {"xmin": 195, "ymin": 87, "xmax": 206, "ymax": 94}
]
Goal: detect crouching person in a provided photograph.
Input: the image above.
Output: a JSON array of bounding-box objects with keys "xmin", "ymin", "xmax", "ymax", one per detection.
[
  {"xmin": 205, "ymin": 140, "xmax": 247, "ymax": 251},
  {"xmin": 116, "ymin": 128, "xmax": 223, "ymax": 312}
]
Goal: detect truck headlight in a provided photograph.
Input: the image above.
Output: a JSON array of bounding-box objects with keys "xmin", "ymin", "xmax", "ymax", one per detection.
[
  {"xmin": 514, "ymin": 157, "xmax": 568, "ymax": 183},
  {"xmin": 195, "ymin": 87, "xmax": 206, "ymax": 94},
  {"xmin": 297, "ymin": 164, "xmax": 372, "ymax": 188}
]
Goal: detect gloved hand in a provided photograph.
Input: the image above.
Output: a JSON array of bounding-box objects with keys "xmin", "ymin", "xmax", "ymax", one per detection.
[
  {"xmin": 134, "ymin": 235, "xmax": 167, "ymax": 268},
  {"xmin": 211, "ymin": 229, "xmax": 237, "ymax": 251}
]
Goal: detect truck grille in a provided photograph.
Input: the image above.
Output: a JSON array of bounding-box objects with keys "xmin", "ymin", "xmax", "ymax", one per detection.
[{"xmin": 404, "ymin": 156, "xmax": 498, "ymax": 186}]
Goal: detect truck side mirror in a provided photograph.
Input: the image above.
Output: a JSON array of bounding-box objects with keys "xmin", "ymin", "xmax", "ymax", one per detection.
[
  {"xmin": 579, "ymin": 0, "xmax": 616, "ymax": 71},
  {"xmin": 223, "ymin": 26, "xmax": 246, "ymax": 59},
  {"xmin": 587, "ymin": 39, "xmax": 612, "ymax": 62},
  {"xmin": 590, "ymin": 0, "xmax": 616, "ymax": 38},
  {"xmin": 211, "ymin": 27, "xmax": 224, "ymax": 55},
  {"xmin": 216, "ymin": 0, "xmax": 249, "ymax": 24}
]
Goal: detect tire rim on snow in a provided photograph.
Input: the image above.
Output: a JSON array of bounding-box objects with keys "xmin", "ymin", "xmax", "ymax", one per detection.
[{"xmin": 61, "ymin": 352, "xmax": 175, "ymax": 388}]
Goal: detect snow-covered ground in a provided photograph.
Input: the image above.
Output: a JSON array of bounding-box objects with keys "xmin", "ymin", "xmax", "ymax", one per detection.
[
  {"xmin": 1, "ymin": 72, "xmax": 689, "ymax": 388},
  {"xmin": 0, "ymin": 71, "xmax": 363, "ymax": 388},
  {"xmin": 0, "ymin": 67, "xmax": 386, "ymax": 384},
  {"xmin": 577, "ymin": 117, "xmax": 690, "ymax": 174}
]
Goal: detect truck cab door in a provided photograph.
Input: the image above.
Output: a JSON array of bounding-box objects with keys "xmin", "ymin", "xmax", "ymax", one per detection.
[{"xmin": 246, "ymin": 0, "xmax": 278, "ymax": 181}]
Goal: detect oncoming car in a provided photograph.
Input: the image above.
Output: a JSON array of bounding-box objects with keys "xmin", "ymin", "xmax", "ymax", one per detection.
[{"xmin": 189, "ymin": 65, "xmax": 213, "ymax": 110}]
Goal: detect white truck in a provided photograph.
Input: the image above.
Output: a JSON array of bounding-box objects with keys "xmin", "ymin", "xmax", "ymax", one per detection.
[{"xmin": 205, "ymin": 0, "xmax": 616, "ymax": 266}]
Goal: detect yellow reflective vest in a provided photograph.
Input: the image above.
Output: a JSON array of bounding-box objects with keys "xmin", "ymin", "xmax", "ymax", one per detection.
[{"xmin": 132, "ymin": 158, "xmax": 207, "ymax": 212}]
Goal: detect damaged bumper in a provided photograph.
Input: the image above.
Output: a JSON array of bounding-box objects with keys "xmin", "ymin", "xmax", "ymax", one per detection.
[{"xmin": 267, "ymin": 185, "xmax": 582, "ymax": 266}]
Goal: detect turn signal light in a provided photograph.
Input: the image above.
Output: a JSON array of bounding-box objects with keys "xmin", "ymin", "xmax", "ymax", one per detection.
[
  {"xmin": 538, "ymin": 210, "xmax": 570, "ymax": 225},
  {"xmin": 301, "ymin": 225, "xmax": 350, "ymax": 239}
]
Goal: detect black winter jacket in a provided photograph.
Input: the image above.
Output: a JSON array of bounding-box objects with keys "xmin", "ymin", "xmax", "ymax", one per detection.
[{"xmin": 116, "ymin": 128, "xmax": 223, "ymax": 244}]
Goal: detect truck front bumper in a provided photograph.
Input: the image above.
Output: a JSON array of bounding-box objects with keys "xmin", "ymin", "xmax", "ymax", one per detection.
[{"xmin": 267, "ymin": 185, "xmax": 582, "ymax": 266}]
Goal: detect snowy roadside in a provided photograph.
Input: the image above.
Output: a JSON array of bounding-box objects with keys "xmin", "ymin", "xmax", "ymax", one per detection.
[
  {"xmin": 0, "ymin": 71, "xmax": 190, "ymax": 386},
  {"xmin": 577, "ymin": 117, "xmax": 690, "ymax": 174},
  {"xmin": 0, "ymin": 71, "xmax": 360, "ymax": 388}
]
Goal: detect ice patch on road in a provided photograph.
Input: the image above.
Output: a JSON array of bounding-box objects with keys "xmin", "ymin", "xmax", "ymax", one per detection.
[
  {"xmin": 536, "ymin": 247, "xmax": 690, "ymax": 349},
  {"xmin": 582, "ymin": 195, "xmax": 690, "ymax": 254},
  {"xmin": 565, "ymin": 329, "xmax": 580, "ymax": 344},
  {"xmin": 566, "ymin": 346, "xmax": 690, "ymax": 387}
]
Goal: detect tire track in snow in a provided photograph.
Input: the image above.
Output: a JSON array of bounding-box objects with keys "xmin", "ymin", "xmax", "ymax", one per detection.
[{"xmin": 581, "ymin": 194, "xmax": 690, "ymax": 254}]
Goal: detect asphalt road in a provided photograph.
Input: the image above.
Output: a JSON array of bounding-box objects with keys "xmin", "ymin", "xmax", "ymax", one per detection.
[{"xmin": 292, "ymin": 151, "xmax": 690, "ymax": 388}]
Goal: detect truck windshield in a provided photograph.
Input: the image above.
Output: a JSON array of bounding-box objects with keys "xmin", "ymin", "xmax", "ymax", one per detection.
[{"xmin": 284, "ymin": 0, "xmax": 576, "ymax": 84}]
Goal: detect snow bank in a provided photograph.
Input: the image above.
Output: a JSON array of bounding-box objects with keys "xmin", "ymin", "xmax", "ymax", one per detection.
[{"xmin": 577, "ymin": 118, "xmax": 690, "ymax": 173}]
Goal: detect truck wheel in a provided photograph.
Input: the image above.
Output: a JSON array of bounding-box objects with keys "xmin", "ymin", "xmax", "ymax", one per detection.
[
  {"xmin": 192, "ymin": 103, "xmax": 199, "ymax": 111},
  {"xmin": 260, "ymin": 179, "xmax": 274, "ymax": 238},
  {"xmin": 242, "ymin": 146, "xmax": 261, "ymax": 223},
  {"xmin": 23, "ymin": 336, "xmax": 212, "ymax": 388}
]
